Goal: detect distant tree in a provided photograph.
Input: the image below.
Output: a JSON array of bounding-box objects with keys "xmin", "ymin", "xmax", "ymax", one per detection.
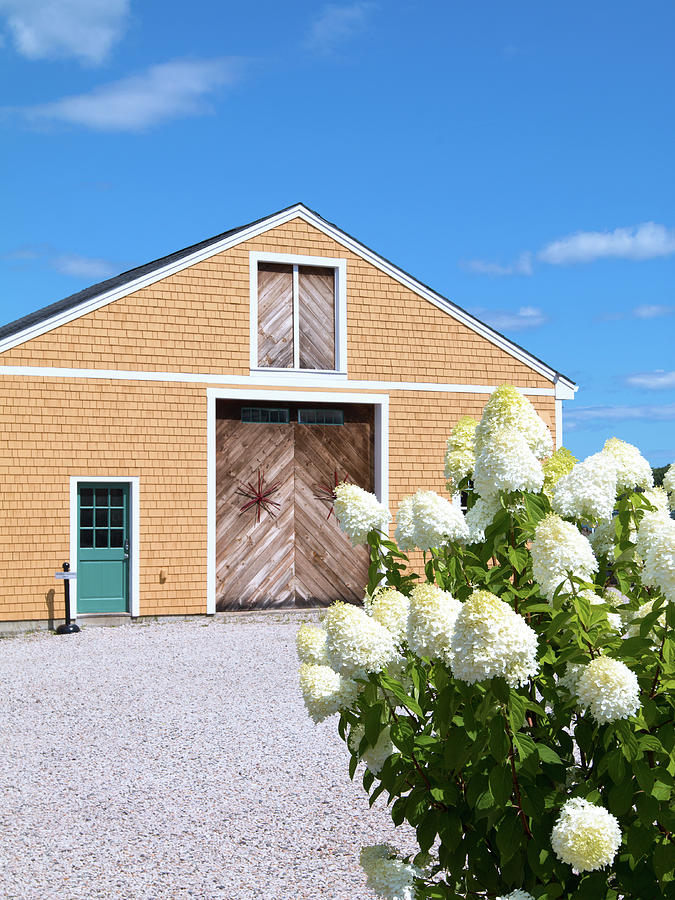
[{"xmin": 652, "ymin": 465, "xmax": 668, "ymax": 486}]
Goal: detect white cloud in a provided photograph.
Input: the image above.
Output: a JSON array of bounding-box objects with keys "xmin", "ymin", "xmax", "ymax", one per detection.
[
  {"xmin": 625, "ymin": 371, "xmax": 675, "ymax": 390},
  {"xmin": 632, "ymin": 304, "xmax": 675, "ymax": 319},
  {"xmin": 17, "ymin": 58, "xmax": 239, "ymax": 131},
  {"xmin": 538, "ymin": 222, "xmax": 675, "ymax": 265},
  {"xmin": 465, "ymin": 222, "xmax": 675, "ymax": 277},
  {"xmin": 52, "ymin": 254, "xmax": 117, "ymax": 280},
  {"xmin": 470, "ymin": 305, "xmax": 546, "ymax": 331},
  {"xmin": 462, "ymin": 252, "xmax": 533, "ymax": 277},
  {"xmin": 0, "ymin": 0, "xmax": 129, "ymax": 65},
  {"xmin": 305, "ymin": 2, "xmax": 373, "ymax": 52},
  {"xmin": 565, "ymin": 403, "xmax": 675, "ymax": 430}
]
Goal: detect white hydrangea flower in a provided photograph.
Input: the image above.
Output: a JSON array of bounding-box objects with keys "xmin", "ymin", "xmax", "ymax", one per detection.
[
  {"xmin": 575, "ymin": 656, "xmax": 640, "ymax": 724},
  {"xmin": 444, "ymin": 415, "xmax": 478, "ymax": 491},
  {"xmin": 295, "ymin": 623, "xmax": 329, "ymax": 665},
  {"xmin": 298, "ymin": 663, "xmax": 358, "ymax": 723},
  {"xmin": 560, "ymin": 663, "xmax": 584, "ymax": 696},
  {"xmin": 664, "ymin": 463, "xmax": 675, "ymax": 509},
  {"xmin": 475, "ymin": 384, "xmax": 553, "ymax": 459},
  {"xmin": 360, "ymin": 845, "xmax": 420, "ymax": 900},
  {"xmin": 367, "ymin": 588, "xmax": 410, "ymax": 646},
  {"xmin": 333, "ymin": 482, "xmax": 391, "ymax": 545},
  {"xmin": 406, "ymin": 583, "xmax": 461, "ymax": 664},
  {"xmin": 553, "ymin": 452, "xmax": 618, "ymax": 523},
  {"xmin": 410, "ymin": 490, "xmax": 470, "ymax": 550},
  {"xmin": 542, "ymin": 447, "xmax": 578, "ymax": 498},
  {"xmin": 602, "ymin": 437, "xmax": 653, "ymax": 491},
  {"xmin": 450, "ymin": 589, "xmax": 539, "ymax": 688},
  {"xmin": 551, "ymin": 798, "xmax": 622, "ymax": 873},
  {"xmin": 349, "ymin": 724, "xmax": 394, "ymax": 774},
  {"xmin": 323, "ymin": 602, "xmax": 399, "ymax": 676},
  {"xmin": 625, "ymin": 599, "xmax": 666, "ymax": 642},
  {"xmin": 531, "ymin": 514, "xmax": 598, "ymax": 602},
  {"xmin": 642, "ymin": 516, "xmax": 675, "ymax": 603},
  {"xmin": 394, "ymin": 495, "xmax": 416, "ymax": 551},
  {"xmin": 497, "ymin": 892, "xmax": 535, "ymax": 900},
  {"xmin": 464, "ymin": 495, "xmax": 501, "ymax": 544},
  {"xmin": 473, "ymin": 427, "xmax": 544, "ymax": 499},
  {"xmin": 604, "ymin": 586, "xmax": 631, "ymax": 616},
  {"xmin": 643, "ymin": 485, "xmax": 670, "ymax": 514},
  {"xmin": 635, "ymin": 507, "xmax": 673, "ymax": 559}
]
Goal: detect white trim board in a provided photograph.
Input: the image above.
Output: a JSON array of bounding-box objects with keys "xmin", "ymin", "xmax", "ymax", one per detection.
[
  {"xmin": 69, "ymin": 476, "xmax": 140, "ymax": 619},
  {"xmin": 206, "ymin": 388, "xmax": 389, "ymax": 616},
  {"xmin": 0, "ymin": 203, "xmax": 576, "ymax": 393},
  {"xmin": 0, "ymin": 365, "xmax": 567, "ymax": 396}
]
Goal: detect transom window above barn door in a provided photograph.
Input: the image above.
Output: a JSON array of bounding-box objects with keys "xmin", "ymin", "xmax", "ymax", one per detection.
[{"xmin": 250, "ymin": 252, "xmax": 347, "ymax": 374}]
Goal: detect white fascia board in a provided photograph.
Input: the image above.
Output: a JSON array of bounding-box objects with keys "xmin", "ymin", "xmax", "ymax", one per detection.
[
  {"xmin": 554, "ymin": 378, "xmax": 578, "ymax": 400},
  {"xmin": 0, "ymin": 203, "xmax": 575, "ymax": 390},
  {"xmin": 0, "ymin": 365, "xmax": 556, "ymax": 396}
]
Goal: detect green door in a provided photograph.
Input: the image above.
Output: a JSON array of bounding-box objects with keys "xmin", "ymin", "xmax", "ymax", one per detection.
[{"xmin": 77, "ymin": 484, "xmax": 130, "ymax": 614}]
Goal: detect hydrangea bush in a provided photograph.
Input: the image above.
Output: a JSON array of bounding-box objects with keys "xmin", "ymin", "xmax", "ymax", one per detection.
[{"xmin": 297, "ymin": 386, "xmax": 675, "ymax": 900}]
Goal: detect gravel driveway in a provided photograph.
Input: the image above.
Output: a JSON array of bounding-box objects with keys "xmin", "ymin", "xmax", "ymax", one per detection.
[{"xmin": 0, "ymin": 618, "xmax": 416, "ymax": 899}]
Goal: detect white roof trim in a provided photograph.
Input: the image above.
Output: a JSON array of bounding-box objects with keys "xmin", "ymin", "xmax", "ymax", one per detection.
[{"xmin": 0, "ymin": 203, "xmax": 577, "ymax": 392}]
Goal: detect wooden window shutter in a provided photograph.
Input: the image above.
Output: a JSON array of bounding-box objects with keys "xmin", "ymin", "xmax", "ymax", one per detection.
[
  {"xmin": 257, "ymin": 263, "xmax": 294, "ymax": 368},
  {"xmin": 298, "ymin": 266, "xmax": 336, "ymax": 370}
]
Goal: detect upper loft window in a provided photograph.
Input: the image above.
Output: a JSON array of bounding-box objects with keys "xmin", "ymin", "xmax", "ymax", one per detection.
[{"xmin": 250, "ymin": 252, "xmax": 347, "ymax": 374}]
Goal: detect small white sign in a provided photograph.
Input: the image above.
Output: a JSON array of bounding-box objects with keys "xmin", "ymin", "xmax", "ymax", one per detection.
[{"xmin": 55, "ymin": 572, "xmax": 77, "ymax": 580}]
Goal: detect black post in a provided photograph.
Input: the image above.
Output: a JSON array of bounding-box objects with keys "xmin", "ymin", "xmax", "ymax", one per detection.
[{"xmin": 56, "ymin": 561, "xmax": 80, "ymax": 634}]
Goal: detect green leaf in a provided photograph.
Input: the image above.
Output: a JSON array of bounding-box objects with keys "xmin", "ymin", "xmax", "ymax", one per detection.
[
  {"xmin": 653, "ymin": 842, "xmax": 675, "ymax": 880},
  {"xmin": 391, "ymin": 796, "xmax": 407, "ymax": 826},
  {"xmin": 607, "ymin": 748, "xmax": 627, "ymax": 784},
  {"xmin": 635, "ymin": 792, "xmax": 659, "ymax": 826},
  {"xmin": 348, "ymin": 753, "xmax": 358, "ymax": 780},
  {"xmin": 379, "ymin": 674, "xmax": 424, "ymax": 717},
  {"xmin": 438, "ymin": 809, "xmax": 463, "ymax": 851},
  {"xmin": 417, "ymin": 810, "xmax": 438, "ymax": 853},
  {"xmin": 609, "ymin": 778, "xmax": 634, "ymax": 815},
  {"xmin": 536, "ymin": 744, "xmax": 563, "ymax": 765},
  {"xmin": 489, "ymin": 716, "xmax": 510, "ymax": 761},
  {"xmin": 509, "ymin": 692, "xmax": 527, "ymax": 731},
  {"xmin": 489, "ymin": 764, "xmax": 513, "ymax": 806},
  {"xmin": 390, "ymin": 718, "xmax": 415, "ymax": 755},
  {"xmin": 513, "ymin": 732, "xmax": 536, "ymax": 759},
  {"xmin": 496, "ymin": 812, "xmax": 522, "ymax": 864}
]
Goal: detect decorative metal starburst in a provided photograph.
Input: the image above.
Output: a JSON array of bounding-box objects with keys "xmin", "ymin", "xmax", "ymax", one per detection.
[
  {"xmin": 314, "ymin": 470, "xmax": 350, "ymax": 520},
  {"xmin": 236, "ymin": 469, "xmax": 281, "ymax": 523}
]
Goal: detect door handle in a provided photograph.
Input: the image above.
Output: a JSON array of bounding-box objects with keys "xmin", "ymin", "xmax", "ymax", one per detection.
[{"xmin": 124, "ymin": 539, "xmax": 130, "ymax": 559}]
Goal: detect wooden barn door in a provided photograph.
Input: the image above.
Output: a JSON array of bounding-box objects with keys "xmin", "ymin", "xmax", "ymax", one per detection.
[
  {"xmin": 293, "ymin": 423, "xmax": 371, "ymax": 605},
  {"xmin": 216, "ymin": 421, "xmax": 296, "ymax": 608},
  {"xmin": 215, "ymin": 406, "xmax": 373, "ymax": 610}
]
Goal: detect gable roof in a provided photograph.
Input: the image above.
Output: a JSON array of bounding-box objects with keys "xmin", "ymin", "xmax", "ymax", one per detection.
[{"xmin": 0, "ymin": 203, "xmax": 576, "ymax": 393}]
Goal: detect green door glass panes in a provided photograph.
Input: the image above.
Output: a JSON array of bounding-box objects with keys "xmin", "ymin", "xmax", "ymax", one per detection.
[{"xmin": 77, "ymin": 484, "xmax": 129, "ymax": 614}]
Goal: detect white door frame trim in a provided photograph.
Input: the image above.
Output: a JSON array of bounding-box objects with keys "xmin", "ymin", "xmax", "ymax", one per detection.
[
  {"xmin": 206, "ymin": 388, "xmax": 389, "ymax": 615},
  {"xmin": 69, "ymin": 476, "xmax": 141, "ymax": 619}
]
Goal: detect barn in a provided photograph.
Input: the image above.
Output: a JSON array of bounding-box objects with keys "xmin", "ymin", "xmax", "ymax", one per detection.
[{"xmin": 0, "ymin": 204, "xmax": 576, "ymax": 630}]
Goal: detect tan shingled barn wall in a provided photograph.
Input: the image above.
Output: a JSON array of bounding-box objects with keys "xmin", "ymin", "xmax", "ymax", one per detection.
[
  {"xmin": 0, "ymin": 217, "xmax": 560, "ymax": 623},
  {"xmin": 0, "ymin": 219, "xmax": 551, "ymax": 388}
]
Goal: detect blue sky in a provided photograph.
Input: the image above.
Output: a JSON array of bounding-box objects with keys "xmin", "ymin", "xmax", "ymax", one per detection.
[{"xmin": 1, "ymin": 0, "xmax": 674, "ymax": 465}]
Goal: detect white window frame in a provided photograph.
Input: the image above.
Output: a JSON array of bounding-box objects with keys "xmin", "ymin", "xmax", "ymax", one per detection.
[
  {"xmin": 69, "ymin": 476, "xmax": 141, "ymax": 619},
  {"xmin": 249, "ymin": 251, "xmax": 347, "ymax": 377}
]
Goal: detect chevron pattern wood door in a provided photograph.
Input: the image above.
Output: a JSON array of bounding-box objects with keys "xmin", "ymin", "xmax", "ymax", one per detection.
[
  {"xmin": 215, "ymin": 418, "xmax": 372, "ymax": 609},
  {"xmin": 216, "ymin": 421, "xmax": 295, "ymax": 609},
  {"xmin": 293, "ymin": 423, "xmax": 371, "ymax": 605}
]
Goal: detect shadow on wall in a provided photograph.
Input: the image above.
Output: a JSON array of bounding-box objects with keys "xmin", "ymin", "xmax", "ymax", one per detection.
[{"xmin": 45, "ymin": 588, "xmax": 55, "ymax": 630}]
